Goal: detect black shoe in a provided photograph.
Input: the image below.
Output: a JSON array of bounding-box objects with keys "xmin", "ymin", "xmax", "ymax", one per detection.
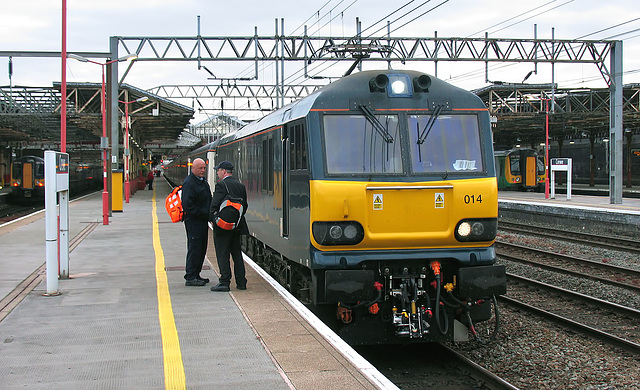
[
  {"xmin": 197, "ymin": 277, "xmax": 210, "ymax": 284},
  {"xmin": 210, "ymin": 283, "xmax": 230, "ymax": 292},
  {"xmin": 236, "ymin": 284, "xmax": 246, "ymax": 290},
  {"xmin": 185, "ymin": 279, "xmax": 206, "ymax": 286}
]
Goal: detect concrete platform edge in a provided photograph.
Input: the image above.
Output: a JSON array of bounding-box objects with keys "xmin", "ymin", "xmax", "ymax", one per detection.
[{"xmin": 241, "ymin": 253, "xmax": 399, "ymax": 390}]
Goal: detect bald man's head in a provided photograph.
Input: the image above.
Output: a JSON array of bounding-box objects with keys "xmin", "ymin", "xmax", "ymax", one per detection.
[{"xmin": 191, "ymin": 158, "xmax": 207, "ymax": 178}]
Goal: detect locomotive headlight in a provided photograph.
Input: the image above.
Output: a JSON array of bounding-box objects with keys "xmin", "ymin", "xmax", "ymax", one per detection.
[
  {"xmin": 312, "ymin": 221, "xmax": 364, "ymax": 246},
  {"xmin": 329, "ymin": 225, "xmax": 343, "ymax": 239},
  {"xmin": 386, "ymin": 74, "xmax": 413, "ymax": 98},
  {"xmin": 343, "ymin": 224, "xmax": 358, "ymax": 240},
  {"xmin": 391, "ymin": 80, "xmax": 406, "ymax": 95},
  {"xmin": 472, "ymin": 222, "xmax": 485, "ymax": 236},
  {"xmin": 457, "ymin": 222, "xmax": 472, "ymax": 237},
  {"xmin": 455, "ymin": 218, "xmax": 497, "ymax": 242}
]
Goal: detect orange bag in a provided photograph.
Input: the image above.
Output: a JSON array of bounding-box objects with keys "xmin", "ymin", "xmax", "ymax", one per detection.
[{"xmin": 165, "ymin": 185, "xmax": 183, "ymax": 223}]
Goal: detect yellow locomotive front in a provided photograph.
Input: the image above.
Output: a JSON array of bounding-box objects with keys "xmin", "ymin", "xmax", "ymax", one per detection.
[{"xmin": 304, "ymin": 72, "xmax": 505, "ymax": 344}]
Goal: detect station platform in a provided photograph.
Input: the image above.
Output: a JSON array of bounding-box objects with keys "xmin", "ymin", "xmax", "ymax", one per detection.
[
  {"xmin": 0, "ymin": 180, "xmax": 393, "ymax": 390},
  {"xmin": 498, "ymin": 184, "xmax": 640, "ymax": 235}
]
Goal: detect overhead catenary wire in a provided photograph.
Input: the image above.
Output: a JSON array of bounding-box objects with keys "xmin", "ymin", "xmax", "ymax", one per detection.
[
  {"xmin": 231, "ymin": 0, "xmax": 357, "ymax": 82},
  {"xmin": 364, "ymin": 0, "xmax": 447, "ymax": 38},
  {"xmin": 288, "ymin": 0, "xmax": 449, "ymax": 84},
  {"xmin": 484, "ymin": 0, "xmax": 574, "ymax": 37},
  {"xmin": 446, "ymin": 3, "xmax": 640, "ymax": 86},
  {"xmin": 575, "ymin": 17, "xmax": 640, "ymax": 39},
  {"xmin": 208, "ymin": 0, "xmax": 640, "ymax": 121},
  {"xmin": 236, "ymin": 0, "xmax": 452, "ymax": 87},
  {"xmin": 465, "ymin": 0, "xmax": 561, "ymax": 38}
]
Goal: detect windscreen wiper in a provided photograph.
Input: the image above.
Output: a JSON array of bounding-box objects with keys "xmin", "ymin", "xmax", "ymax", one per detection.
[
  {"xmin": 417, "ymin": 104, "xmax": 444, "ymax": 145},
  {"xmin": 359, "ymin": 105, "xmax": 394, "ymax": 143}
]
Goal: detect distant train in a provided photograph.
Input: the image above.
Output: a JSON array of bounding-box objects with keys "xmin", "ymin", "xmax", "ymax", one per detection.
[
  {"xmin": 165, "ymin": 70, "xmax": 506, "ymax": 345},
  {"xmin": 10, "ymin": 155, "xmax": 102, "ymax": 203},
  {"xmin": 494, "ymin": 148, "xmax": 546, "ymax": 192}
]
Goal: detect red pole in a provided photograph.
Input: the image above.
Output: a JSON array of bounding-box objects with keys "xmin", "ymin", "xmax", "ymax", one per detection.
[
  {"xmin": 101, "ymin": 66, "xmax": 109, "ymax": 225},
  {"xmin": 124, "ymin": 102, "xmax": 130, "ymax": 203},
  {"xmin": 61, "ymin": 0, "xmax": 67, "ymax": 153},
  {"xmin": 544, "ymin": 99, "xmax": 550, "ymax": 199}
]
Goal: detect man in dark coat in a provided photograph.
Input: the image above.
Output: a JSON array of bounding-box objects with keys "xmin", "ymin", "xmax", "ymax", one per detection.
[
  {"xmin": 209, "ymin": 160, "xmax": 249, "ymax": 292},
  {"xmin": 181, "ymin": 158, "xmax": 212, "ymax": 286},
  {"xmin": 146, "ymin": 170, "xmax": 154, "ymax": 190}
]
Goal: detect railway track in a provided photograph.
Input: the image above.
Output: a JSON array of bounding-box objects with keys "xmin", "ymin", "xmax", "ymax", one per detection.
[
  {"xmin": 503, "ymin": 273, "xmax": 640, "ymax": 354},
  {"xmin": 0, "ymin": 204, "xmax": 43, "ymax": 224},
  {"xmin": 495, "ymin": 240, "xmax": 640, "ymax": 292},
  {"xmin": 356, "ymin": 343, "xmax": 519, "ymax": 390},
  {"xmin": 498, "ymin": 220, "xmax": 640, "ymax": 254}
]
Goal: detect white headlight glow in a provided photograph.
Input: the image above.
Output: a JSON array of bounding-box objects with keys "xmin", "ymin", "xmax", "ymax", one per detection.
[
  {"xmin": 391, "ymin": 80, "xmax": 406, "ymax": 94},
  {"xmin": 457, "ymin": 222, "xmax": 472, "ymax": 237}
]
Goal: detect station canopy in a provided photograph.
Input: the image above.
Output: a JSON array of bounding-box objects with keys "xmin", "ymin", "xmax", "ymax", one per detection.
[
  {"xmin": 2, "ymin": 80, "xmax": 639, "ymax": 156},
  {"xmin": 0, "ymin": 82, "xmax": 196, "ymax": 155}
]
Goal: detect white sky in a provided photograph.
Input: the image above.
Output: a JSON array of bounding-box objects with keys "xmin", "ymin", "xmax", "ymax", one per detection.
[{"xmin": 2, "ymin": 0, "xmax": 639, "ymax": 123}]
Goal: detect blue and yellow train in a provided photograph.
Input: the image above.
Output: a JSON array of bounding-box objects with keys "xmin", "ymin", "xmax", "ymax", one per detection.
[{"xmin": 165, "ymin": 70, "xmax": 506, "ymax": 345}]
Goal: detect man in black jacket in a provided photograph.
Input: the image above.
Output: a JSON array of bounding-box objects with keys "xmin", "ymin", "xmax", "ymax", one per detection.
[
  {"xmin": 182, "ymin": 158, "xmax": 212, "ymax": 286},
  {"xmin": 209, "ymin": 160, "xmax": 249, "ymax": 292}
]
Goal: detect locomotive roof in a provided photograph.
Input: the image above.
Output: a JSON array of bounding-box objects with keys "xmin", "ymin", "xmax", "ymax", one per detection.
[
  {"xmin": 494, "ymin": 147, "xmax": 538, "ymax": 157},
  {"xmin": 218, "ymin": 70, "xmax": 485, "ymax": 144}
]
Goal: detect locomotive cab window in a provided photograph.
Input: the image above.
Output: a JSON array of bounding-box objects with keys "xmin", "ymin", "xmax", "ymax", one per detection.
[
  {"xmin": 323, "ymin": 114, "xmax": 401, "ymax": 175},
  {"xmin": 35, "ymin": 161, "xmax": 45, "ymax": 179},
  {"xmin": 408, "ymin": 114, "xmax": 483, "ymax": 173},
  {"xmin": 537, "ymin": 158, "xmax": 545, "ymax": 175},
  {"xmin": 12, "ymin": 161, "xmax": 22, "ymax": 178},
  {"xmin": 509, "ymin": 154, "xmax": 521, "ymax": 175}
]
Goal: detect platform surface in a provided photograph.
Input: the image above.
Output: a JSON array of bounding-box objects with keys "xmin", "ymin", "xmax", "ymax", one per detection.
[{"xmin": 0, "ymin": 180, "xmax": 385, "ymax": 390}]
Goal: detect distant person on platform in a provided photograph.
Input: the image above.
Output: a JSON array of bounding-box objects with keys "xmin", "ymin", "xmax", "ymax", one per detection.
[
  {"xmin": 182, "ymin": 158, "xmax": 212, "ymax": 286},
  {"xmin": 146, "ymin": 170, "xmax": 154, "ymax": 190},
  {"xmin": 209, "ymin": 160, "xmax": 248, "ymax": 292}
]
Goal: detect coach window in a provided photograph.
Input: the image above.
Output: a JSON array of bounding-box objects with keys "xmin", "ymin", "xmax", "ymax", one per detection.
[
  {"xmin": 262, "ymin": 136, "xmax": 274, "ymax": 193},
  {"xmin": 408, "ymin": 114, "xmax": 483, "ymax": 173},
  {"xmin": 323, "ymin": 114, "xmax": 401, "ymax": 175},
  {"xmin": 290, "ymin": 123, "xmax": 307, "ymax": 170}
]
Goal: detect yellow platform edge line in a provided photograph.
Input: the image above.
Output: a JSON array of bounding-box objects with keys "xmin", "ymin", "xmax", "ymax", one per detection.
[{"xmin": 152, "ymin": 188, "xmax": 187, "ymax": 389}]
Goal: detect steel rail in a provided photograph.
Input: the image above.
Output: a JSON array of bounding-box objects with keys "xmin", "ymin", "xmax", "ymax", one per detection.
[
  {"xmin": 496, "ymin": 241, "xmax": 640, "ymax": 292},
  {"xmin": 499, "ymin": 295, "xmax": 640, "ymax": 355},
  {"xmin": 499, "ymin": 221, "xmax": 640, "ymax": 254}
]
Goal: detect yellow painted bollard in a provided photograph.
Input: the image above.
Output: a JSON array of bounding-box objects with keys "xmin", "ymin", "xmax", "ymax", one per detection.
[{"xmin": 112, "ymin": 170, "xmax": 123, "ymax": 212}]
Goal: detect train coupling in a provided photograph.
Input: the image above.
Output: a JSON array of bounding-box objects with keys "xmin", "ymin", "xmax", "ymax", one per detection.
[
  {"xmin": 392, "ymin": 303, "xmax": 431, "ymax": 338},
  {"xmin": 388, "ymin": 273, "xmax": 433, "ymax": 338}
]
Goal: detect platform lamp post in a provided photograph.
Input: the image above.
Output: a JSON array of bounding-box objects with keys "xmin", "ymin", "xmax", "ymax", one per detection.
[
  {"xmin": 67, "ymin": 53, "xmax": 137, "ymax": 225},
  {"xmin": 542, "ymin": 97, "xmax": 551, "ymax": 199},
  {"xmin": 118, "ymin": 96, "xmax": 148, "ymax": 203}
]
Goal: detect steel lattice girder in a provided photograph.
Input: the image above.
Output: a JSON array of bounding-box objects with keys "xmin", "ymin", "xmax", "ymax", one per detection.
[{"xmin": 116, "ymin": 36, "xmax": 616, "ymax": 82}]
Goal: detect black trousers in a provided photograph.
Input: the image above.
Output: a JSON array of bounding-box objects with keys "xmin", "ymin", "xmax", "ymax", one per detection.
[
  {"xmin": 184, "ymin": 220, "xmax": 208, "ymax": 281},
  {"xmin": 213, "ymin": 229, "xmax": 246, "ymax": 287}
]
